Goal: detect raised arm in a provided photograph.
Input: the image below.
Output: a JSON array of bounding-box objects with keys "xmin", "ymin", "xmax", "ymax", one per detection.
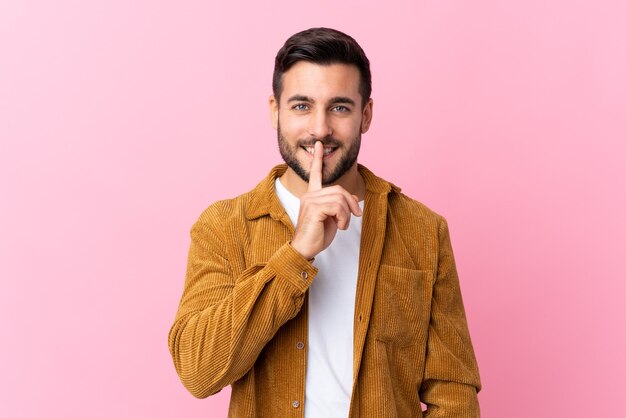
[
  {"xmin": 168, "ymin": 206, "xmax": 317, "ymax": 398},
  {"xmin": 169, "ymin": 142, "xmax": 362, "ymax": 399}
]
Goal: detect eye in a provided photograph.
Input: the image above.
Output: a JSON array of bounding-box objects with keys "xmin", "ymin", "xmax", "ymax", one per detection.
[
  {"xmin": 292, "ymin": 103, "xmax": 309, "ymax": 111},
  {"xmin": 332, "ymin": 105, "xmax": 350, "ymax": 112}
]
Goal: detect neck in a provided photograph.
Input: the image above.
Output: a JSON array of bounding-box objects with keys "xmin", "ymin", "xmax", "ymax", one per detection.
[{"xmin": 279, "ymin": 163, "xmax": 366, "ymax": 200}]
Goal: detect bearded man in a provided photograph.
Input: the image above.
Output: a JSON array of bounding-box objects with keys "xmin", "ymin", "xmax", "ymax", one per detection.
[{"xmin": 169, "ymin": 27, "xmax": 481, "ymax": 417}]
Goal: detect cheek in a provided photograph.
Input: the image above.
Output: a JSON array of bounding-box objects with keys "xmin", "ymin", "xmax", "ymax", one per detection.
[
  {"xmin": 279, "ymin": 113, "xmax": 309, "ymax": 136},
  {"xmin": 333, "ymin": 119, "xmax": 362, "ymax": 138}
]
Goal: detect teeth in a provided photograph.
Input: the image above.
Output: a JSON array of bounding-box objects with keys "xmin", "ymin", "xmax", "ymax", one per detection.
[{"xmin": 304, "ymin": 147, "xmax": 334, "ymax": 155}]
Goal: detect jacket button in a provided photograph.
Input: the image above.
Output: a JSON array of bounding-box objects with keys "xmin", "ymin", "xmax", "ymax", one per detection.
[
  {"xmin": 300, "ymin": 271, "xmax": 308, "ymax": 280},
  {"xmin": 296, "ymin": 341, "xmax": 305, "ymax": 349},
  {"xmin": 292, "ymin": 400, "xmax": 300, "ymax": 408}
]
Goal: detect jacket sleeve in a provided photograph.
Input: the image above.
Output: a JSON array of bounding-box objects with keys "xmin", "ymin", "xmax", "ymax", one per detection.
[
  {"xmin": 168, "ymin": 204, "xmax": 317, "ymax": 399},
  {"xmin": 420, "ymin": 216, "xmax": 482, "ymax": 417}
]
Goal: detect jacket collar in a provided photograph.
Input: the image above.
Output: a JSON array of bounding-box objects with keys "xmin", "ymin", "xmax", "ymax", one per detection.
[{"xmin": 245, "ymin": 163, "xmax": 401, "ymax": 220}]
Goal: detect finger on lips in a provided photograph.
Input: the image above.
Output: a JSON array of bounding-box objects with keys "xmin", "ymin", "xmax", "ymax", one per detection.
[
  {"xmin": 308, "ymin": 140, "xmax": 323, "ymax": 192},
  {"xmin": 304, "ymin": 140, "xmax": 361, "ymax": 220}
]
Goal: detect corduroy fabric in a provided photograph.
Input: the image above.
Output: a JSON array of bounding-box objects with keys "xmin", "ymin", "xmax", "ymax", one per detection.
[{"xmin": 169, "ymin": 164, "xmax": 481, "ymax": 417}]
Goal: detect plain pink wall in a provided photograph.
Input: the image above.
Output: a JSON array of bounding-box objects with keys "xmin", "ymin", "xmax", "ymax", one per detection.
[{"xmin": 1, "ymin": 1, "xmax": 625, "ymax": 417}]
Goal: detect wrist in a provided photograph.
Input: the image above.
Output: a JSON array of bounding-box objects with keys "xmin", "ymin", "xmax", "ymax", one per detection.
[{"xmin": 289, "ymin": 239, "xmax": 315, "ymax": 261}]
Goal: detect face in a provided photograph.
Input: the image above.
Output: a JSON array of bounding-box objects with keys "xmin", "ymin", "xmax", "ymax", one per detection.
[{"xmin": 270, "ymin": 62, "xmax": 373, "ymax": 185}]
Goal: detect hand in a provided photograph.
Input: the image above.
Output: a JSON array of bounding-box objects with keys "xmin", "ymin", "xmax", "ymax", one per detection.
[{"xmin": 290, "ymin": 141, "xmax": 362, "ymax": 260}]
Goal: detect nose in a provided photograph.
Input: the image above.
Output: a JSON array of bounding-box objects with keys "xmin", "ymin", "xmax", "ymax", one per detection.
[{"xmin": 307, "ymin": 109, "xmax": 333, "ymax": 139}]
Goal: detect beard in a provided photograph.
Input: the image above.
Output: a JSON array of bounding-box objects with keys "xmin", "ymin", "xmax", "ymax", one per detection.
[{"xmin": 277, "ymin": 124, "xmax": 361, "ymax": 186}]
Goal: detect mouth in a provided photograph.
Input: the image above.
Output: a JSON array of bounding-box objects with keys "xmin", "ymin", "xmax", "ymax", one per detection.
[{"xmin": 301, "ymin": 145, "xmax": 338, "ymax": 158}]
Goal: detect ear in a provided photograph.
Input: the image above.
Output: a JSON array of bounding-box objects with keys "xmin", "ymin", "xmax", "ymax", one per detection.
[
  {"xmin": 269, "ymin": 95, "xmax": 279, "ymax": 130},
  {"xmin": 361, "ymin": 98, "xmax": 373, "ymax": 133}
]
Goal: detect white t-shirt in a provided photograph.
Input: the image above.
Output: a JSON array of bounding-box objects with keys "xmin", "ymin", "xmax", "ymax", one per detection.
[{"xmin": 275, "ymin": 178, "xmax": 364, "ymax": 418}]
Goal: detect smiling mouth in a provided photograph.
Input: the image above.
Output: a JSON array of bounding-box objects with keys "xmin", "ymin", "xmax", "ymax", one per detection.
[{"xmin": 301, "ymin": 146, "xmax": 337, "ymax": 156}]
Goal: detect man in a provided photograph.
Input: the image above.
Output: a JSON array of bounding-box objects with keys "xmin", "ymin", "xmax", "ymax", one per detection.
[{"xmin": 169, "ymin": 27, "xmax": 481, "ymax": 417}]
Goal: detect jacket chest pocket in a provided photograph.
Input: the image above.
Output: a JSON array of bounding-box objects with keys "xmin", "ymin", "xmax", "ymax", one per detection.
[{"xmin": 371, "ymin": 265, "xmax": 433, "ymax": 347}]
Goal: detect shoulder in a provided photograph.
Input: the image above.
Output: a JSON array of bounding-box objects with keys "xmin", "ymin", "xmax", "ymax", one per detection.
[
  {"xmin": 193, "ymin": 165, "xmax": 284, "ymax": 228},
  {"xmin": 195, "ymin": 189, "xmax": 255, "ymax": 227},
  {"xmin": 359, "ymin": 164, "xmax": 445, "ymax": 227},
  {"xmin": 188, "ymin": 191, "xmax": 259, "ymax": 250},
  {"xmin": 386, "ymin": 190, "xmax": 449, "ymax": 248},
  {"xmin": 388, "ymin": 190, "xmax": 444, "ymax": 226}
]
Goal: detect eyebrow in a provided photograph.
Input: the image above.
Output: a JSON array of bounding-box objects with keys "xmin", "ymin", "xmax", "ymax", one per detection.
[{"xmin": 287, "ymin": 95, "xmax": 356, "ymax": 106}]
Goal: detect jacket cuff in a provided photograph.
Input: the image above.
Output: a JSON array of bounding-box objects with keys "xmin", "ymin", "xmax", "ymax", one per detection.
[{"xmin": 266, "ymin": 242, "xmax": 317, "ymax": 293}]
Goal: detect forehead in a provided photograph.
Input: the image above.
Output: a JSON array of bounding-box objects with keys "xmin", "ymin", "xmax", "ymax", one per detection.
[{"xmin": 280, "ymin": 61, "xmax": 361, "ymax": 104}]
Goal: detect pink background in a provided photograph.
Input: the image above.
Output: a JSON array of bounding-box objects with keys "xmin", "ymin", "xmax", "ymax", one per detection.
[{"xmin": 1, "ymin": 1, "xmax": 625, "ymax": 417}]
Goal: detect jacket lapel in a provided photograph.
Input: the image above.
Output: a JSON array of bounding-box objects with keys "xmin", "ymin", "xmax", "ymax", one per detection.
[
  {"xmin": 352, "ymin": 187, "xmax": 388, "ymax": 385},
  {"xmin": 351, "ymin": 165, "xmax": 400, "ymax": 385}
]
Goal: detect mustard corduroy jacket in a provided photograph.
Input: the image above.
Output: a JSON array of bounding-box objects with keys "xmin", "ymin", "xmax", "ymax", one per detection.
[{"xmin": 169, "ymin": 164, "xmax": 481, "ymax": 417}]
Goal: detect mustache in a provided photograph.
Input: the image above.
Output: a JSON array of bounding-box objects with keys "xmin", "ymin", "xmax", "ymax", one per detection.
[{"xmin": 298, "ymin": 136, "xmax": 342, "ymax": 148}]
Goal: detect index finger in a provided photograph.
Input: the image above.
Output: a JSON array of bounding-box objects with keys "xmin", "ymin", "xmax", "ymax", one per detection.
[{"xmin": 308, "ymin": 140, "xmax": 323, "ymax": 191}]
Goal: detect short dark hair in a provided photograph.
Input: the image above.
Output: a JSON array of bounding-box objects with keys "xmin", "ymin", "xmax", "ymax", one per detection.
[{"xmin": 272, "ymin": 27, "xmax": 372, "ymax": 108}]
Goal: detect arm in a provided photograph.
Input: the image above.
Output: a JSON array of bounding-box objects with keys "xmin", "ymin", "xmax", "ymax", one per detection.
[
  {"xmin": 168, "ymin": 204, "xmax": 318, "ymax": 399},
  {"xmin": 420, "ymin": 217, "xmax": 482, "ymax": 417}
]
